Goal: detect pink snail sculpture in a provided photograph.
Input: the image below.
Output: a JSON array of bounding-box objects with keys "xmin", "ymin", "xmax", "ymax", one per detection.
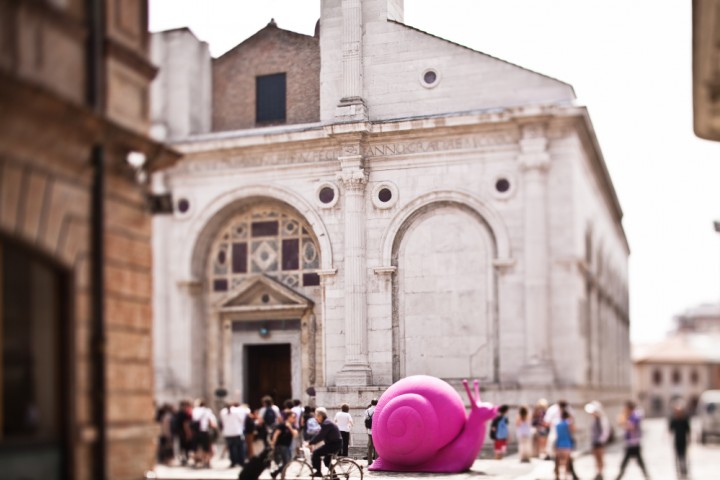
[{"xmin": 368, "ymin": 375, "xmax": 497, "ymax": 473}]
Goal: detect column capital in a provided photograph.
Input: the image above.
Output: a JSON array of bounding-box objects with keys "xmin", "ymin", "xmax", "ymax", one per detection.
[{"xmin": 337, "ymin": 169, "xmax": 368, "ymax": 189}]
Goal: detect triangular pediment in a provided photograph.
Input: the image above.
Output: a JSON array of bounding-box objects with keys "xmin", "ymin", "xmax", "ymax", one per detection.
[{"xmin": 216, "ymin": 275, "xmax": 313, "ymax": 320}]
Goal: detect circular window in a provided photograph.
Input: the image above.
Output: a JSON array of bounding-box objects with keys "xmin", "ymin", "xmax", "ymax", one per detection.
[
  {"xmin": 316, "ymin": 182, "xmax": 339, "ymax": 208},
  {"xmin": 261, "ymin": 294, "xmax": 270, "ymax": 304},
  {"xmin": 177, "ymin": 198, "xmax": 190, "ymax": 213},
  {"xmin": 491, "ymin": 174, "xmax": 516, "ymax": 200},
  {"xmin": 319, "ymin": 187, "xmax": 335, "ymax": 204},
  {"xmin": 420, "ymin": 68, "xmax": 441, "ymax": 89},
  {"xmin": 495, "ymin": 178, "xmax": 510, "ymax": 193},
  {"xmin": 372, "ymin": 182, "xmax": 398, "ymax": 209}
]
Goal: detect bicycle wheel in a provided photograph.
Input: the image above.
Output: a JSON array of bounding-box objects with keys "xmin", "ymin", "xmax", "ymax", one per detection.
[
  {"xmin": 281, "ymin": 459, "xmax": 314, "ymax": 480},
  {"xmin": 333, "ymin": 458, "xmax": 363, "ymax": 480}
]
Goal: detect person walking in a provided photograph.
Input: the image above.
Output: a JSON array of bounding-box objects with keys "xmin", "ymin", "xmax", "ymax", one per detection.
[
  {"xmin": 585, "ymin": 401, "xmax": 611, "ymax": 480},
  {"xmin": 258, "ymin": 396, "xmax": 281, "ymax": 447},
  {"xmin": 221, "ymin": 402, "xmax": 248, "ymax": 467},
  {"xmin": 177, "ymin": 400, "xmax": 195, "ymax": 466},
  {"xmin": 615, "ymin": 401, "xmax": 650, "ymax": 480},
  {"xmin": 192, "ymin": 400, "xmax": 218, "ymax": 469},
  {"xmin": 555, "ymin": 410, "xmax": 575, "ymax": 480},
  {"xmin": 516, "ymin": 405, "xmax": 533, "ymax": 463},
  {"xmin": 244, "ymin": 409, "xmax": 258, "ymax": 461},
  {"xmin": 364, "ymin": 399, "xmax": 378, "ymax": 466},
  {"xmin": 490, "ymin": 405, "xmax": 510, "ymax": 459},
  {"xmin": 669, "ymin": 402, "xmax": 691, "ymax": 479},
  {"xmin": 270, "ymin": 410, "xmax": 299, "ymax": 479},
  {"xmin": 334, "ymin": 403, "xmax": 354, "ymax": 457},
  {"xmin": 532, "ymin": 399, "xmax": 550, "ymax": 459},
  {"xmin": 308, "ymin": 407, "xmax": 343, "ymax": 477}
]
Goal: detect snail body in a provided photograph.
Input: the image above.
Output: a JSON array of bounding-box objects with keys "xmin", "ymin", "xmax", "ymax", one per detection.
[{"xmin": 368, "ymin": 375, "xmax": 497, "ymax": 473}]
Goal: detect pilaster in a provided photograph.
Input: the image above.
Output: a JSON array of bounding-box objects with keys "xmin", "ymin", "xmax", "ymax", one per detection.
[
  {"xmin": 336, "ymin": 0, "xmax": 368, "ymax": 122},
  {"xmin": 335, "ymin": 136, "xmax": 372, "ymax": 386},
  {"xmin": 517, "ymin": 122, "xmax": 555, "ymax": 385}
]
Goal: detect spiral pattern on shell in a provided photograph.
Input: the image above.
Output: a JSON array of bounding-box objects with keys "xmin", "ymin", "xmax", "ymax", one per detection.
[{"xmin": 372, "ymin": 375, "xmax": 467, "ymax": 466}]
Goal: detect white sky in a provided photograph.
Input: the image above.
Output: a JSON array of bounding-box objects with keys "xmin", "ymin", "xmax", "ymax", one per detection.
[{"xmin": 149, "ymin": 0, "xmax": 720, "ymax": 343}]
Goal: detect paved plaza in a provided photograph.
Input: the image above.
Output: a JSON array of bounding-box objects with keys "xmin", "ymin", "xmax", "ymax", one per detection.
[{"xmin": 150, "ymin": 419, "xmax": 720, "ymax": 480}]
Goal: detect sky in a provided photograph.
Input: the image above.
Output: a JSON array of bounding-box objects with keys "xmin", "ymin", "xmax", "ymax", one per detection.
[{"xmin": 149, "ymin": 0, "xmax": 720, "ymax": 343}]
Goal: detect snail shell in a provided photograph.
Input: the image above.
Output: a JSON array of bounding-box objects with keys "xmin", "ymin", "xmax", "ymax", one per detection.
[{"xmin": 372, "ymin": 375, "xmax": 467, "ymax": 466}]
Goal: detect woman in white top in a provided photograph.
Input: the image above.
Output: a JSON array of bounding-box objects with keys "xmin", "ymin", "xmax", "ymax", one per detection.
[{"xmin": 334, "ymin": 403, "xmax": 354, "ymax": 456}]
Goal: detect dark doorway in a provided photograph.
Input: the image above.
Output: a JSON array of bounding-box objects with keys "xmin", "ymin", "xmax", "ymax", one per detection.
[{"xmin": 245, "ymin": 344, "xmax": 291, "ymax": 410}]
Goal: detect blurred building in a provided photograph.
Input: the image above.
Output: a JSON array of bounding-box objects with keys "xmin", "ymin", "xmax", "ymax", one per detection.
[
  {"xmin": 633, "ymin": 303, "xmax": 720, "ymax": 416},
  {"xmin": 150, "ymin": 0, "xmax": 630, "ymax": 435},
  {"xmin": 0, "ymin": 1, "xmax": 177, "ymax": 479},
  {"xmin": 675, "ymin": 302, "xmax": 720, "ymax": 333},
  {"xmin": 633, "ymin": 334, "xmax": 720, "ymax": 417}
]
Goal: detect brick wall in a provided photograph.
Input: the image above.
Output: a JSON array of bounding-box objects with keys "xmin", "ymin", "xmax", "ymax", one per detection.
[
  {"xmin": 212, "ymin": 23, "xmax": 320, "ymax": 131},
  {"xmin": 0, "ymin": 1, "xmax": 176, "ymax": 479}
]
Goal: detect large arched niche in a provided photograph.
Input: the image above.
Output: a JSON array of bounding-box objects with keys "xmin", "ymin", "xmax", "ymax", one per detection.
[
  {"xmin": 182, "ymin": 185, "xmax": 334, "ymax": 282},
  {"xmin": 380, "ymin": 190, "xmax": 511, "ymax": 268},
  {"xmin": 383, "ymin": 191, "xmax": 509, "ymax": 383}
]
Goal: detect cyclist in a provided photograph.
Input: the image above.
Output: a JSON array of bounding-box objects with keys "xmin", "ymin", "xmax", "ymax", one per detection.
[{"xmin": 307, "ymin": 407, "xmax": 343, "ymax": 477}]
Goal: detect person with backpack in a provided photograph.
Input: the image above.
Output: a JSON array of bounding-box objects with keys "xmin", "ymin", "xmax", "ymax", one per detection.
[
  {"xmin": 490, "ymin": 404, "xmax": 510, "ymax": 459},
  {"xmin": 364, "ymin": 399, "xmax": 378, "ymax": 466},
  {"xmin": 303, "ymin": 406, "xmax": 321, "ymax": 441},
  {"xmin": 258, "ymin": 396, "xmax": 280, "ymax": 447}
]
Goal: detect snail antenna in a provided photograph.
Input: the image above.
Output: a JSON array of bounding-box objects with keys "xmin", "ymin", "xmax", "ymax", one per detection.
[{"xmin": 462, "ymin": 379, "xmax": 473, "ymax": 403}]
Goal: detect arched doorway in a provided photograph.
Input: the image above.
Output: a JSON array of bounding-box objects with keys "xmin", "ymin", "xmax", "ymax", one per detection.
[{"xmin": 204, "ymin": 203, "xmax": 321, "ymax": 408}]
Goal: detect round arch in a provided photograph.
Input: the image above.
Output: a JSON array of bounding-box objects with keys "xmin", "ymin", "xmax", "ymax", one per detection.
[
  {"xmin": 179, "ymin": 185, "xmax": 334, "ymax": 281},
  {"xmin": 380, "ymin": 189, "xmax": 512, "ymax": 267}
]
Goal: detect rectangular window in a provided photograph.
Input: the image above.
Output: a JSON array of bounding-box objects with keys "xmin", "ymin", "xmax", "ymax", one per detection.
[
  {"xmin": 251, "ymin": 221, "xmax": 279, "ymax": 237},
  {"xmin": 232, "ymin": 243, "xmax": 247, "ymax": 273},
  {"xmin": 256, "ymin": 73, "xmax": 286, "ymax": 124},
  {"xmin": 281, "ymin": 239, "xmax": 299, "ymax": 271}
]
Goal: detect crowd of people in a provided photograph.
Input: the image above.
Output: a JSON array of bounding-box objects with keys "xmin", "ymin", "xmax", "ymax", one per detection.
[
  {"xmin": 486, "ymin": 397, "xmax": 694, "ymax": 480},
  {"xmin": 154, "ymin": 396, "xmax": 369, "ymax": 478},
  {"xmin": 156, "ymin": 394, "xmax": 691, "ymax": 480}
]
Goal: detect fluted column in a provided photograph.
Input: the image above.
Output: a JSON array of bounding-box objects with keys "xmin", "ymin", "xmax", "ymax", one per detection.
[
  {"xmin": 335, "ymin": 141, "xmax": 372, "ymax": 385},
  {"xmin": 518, "ymin": 123, "xmax": 554, "ymax": 385},
  {"xmin": 336, "ymin": 0, "xmax": 368, "ymax": 121}
]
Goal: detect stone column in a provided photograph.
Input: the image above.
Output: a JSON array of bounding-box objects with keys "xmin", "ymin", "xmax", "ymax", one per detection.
[
  {"xmin": 335, "ymin": 141, "xmax": 372, "ymax": 385},
  {"xmin": 336, "ymin": 0, "xmax": 368, "ymax": 121},
  {"xmin": 176, "ymin": 280, "xmax": 203, "ymax": 397},
  {"xmin": 517, "ymin": 123, "xmax": 554, "ymax": 385}
]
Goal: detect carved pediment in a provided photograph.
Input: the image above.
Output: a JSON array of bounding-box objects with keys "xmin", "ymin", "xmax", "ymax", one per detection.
[{"xmin": 216, "ymin": 275, "xmax": 313, "ymax": 320}]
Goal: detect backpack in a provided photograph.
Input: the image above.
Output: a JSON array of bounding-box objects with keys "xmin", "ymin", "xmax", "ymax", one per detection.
[
  {"xmin": 364, "ymin": 411, "xmax": 373, "ymax": 429},
  {"xmin": 489, "ymin": 416, "xmax": 500, "ymax": 440},
  {"xmin": 306, "ymin": 416, "xmax": 321, "ymax": 435},
  {"xmin": 263, "ymin": 407, "xmax": 277, "ymax": 427}
]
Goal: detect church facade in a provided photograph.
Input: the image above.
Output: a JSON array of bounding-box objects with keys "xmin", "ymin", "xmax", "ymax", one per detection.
[{"xmin": 151, "ymin": 0, "xmax": 631, "ymax": 428}]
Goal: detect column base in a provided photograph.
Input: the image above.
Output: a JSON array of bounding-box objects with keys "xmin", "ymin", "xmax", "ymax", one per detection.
[
  {"xmin": 335, "ymin": 97, "xmax": 368, "ymax": 122},
  {"xmin": 335, "ymin": 364, "xmax": 372, "ymax": 387},
  {"xmin": 518, "ymin": 360, "xmax": 555, "ymax": 386}
]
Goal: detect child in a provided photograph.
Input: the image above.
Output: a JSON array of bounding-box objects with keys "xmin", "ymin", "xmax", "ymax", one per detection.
[
  {"xmin": 516, "ymin": 405, "xmax": 533, "ymax": 463},
  {"xmin": 554, "ymin": 411, "xmax": 575, "ymax": 480},
  {"xmin": 490, "ymin": 405, "xmax": 510, "ymax": 460}
]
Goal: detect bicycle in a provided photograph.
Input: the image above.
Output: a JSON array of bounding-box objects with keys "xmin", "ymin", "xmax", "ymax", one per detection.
[{"xmin": 281, "ymin": 449, "xmax": 363, "ymax": 480}]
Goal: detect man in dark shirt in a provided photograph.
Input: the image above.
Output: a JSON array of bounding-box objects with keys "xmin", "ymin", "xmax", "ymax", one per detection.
[
  {"xmin": 308, "ymin": 407, "xmax": 343, "ymax": 477},
  {"xmin": 669, "ymin": 403, "xmax": 691, "ymax": 479}
]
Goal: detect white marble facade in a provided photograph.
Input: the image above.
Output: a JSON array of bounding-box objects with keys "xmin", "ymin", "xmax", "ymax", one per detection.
[{"xmin": 151, "ymin": 0, "xmax": 631, "ymax": 432}]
